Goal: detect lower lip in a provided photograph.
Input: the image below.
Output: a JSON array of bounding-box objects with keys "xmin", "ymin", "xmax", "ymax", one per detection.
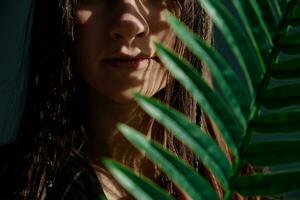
[{"xmin": 102, "ymin": 58, "xmax": 153, "ymax": 69}]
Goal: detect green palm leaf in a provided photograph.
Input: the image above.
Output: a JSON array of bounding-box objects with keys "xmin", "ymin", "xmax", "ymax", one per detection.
[
  {"xmin": 231, "ymin": 0, "xmax": 273, "ymax": 61},
  {"xmin": 256, "ymin": 0, "xmax": 281, "ymax": 36},
  {"xmin": 133, "ymin": 93, "xmax": 231, "ymax": 188},
  {"xmin": 287, "ymin": 3, "xmax": 300, "ymax": 26},
  {"xmin": 250, "ymin": 110, "xmax": 300, "ymax": 133},
  {"xmin": 165, "ymin": 11, "xmax": 250, "ymax": 125},
  {"xmin": 243, "ymin": 141, "xmax": 300, "ymax": 166},
  {"xmin": 231, "ymin": 170, "xmax": 300, "ymax": 196},
  {"xmin": 269, "ymin": 57, "xmax": 300, "ymax": 79},
  {"xmin": 155, "ymin": 42, "xmax": 244, "ymax": 156},
  {"xmin": 198, "ymin": 0, "xmax": 265, "ymax": 94},
  {"xmin": 117, "ymin": 124, "xmax": 219, "ymax": 200},
  {"xmin": 102, "ymin": 158, "xmax": 175, "ymax": 200},
  {"xmin": 103, "ymin": 0, "xmax": 300, "ymax": 199}
]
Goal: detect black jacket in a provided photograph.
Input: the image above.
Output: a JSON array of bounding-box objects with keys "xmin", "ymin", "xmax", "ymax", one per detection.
[
  {"xmin": 47, "ymin": 155, "xmax": 106, "ymax": 200},
  {"xmin": 0, "ymin": 143, "xmax": 106, "ymax": 200}
]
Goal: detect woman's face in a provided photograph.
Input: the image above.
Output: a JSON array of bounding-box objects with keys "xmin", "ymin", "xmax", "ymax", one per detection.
[{"xmin": 73, "ymin": 0, "xmax": 181, "ymax": 102}]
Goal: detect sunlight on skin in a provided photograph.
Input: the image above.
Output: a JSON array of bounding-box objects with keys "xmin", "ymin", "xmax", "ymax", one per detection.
[
  {"xmin": 71, "ymin": 1, "xmax": 182, "ymax": 199},
  {"xmin": 76, "ymin": 9, "xmax": 92, "ymax": 23},
  {"xmin": 73, "ymin": 1, "xmax": 177, "ymax": 103}
]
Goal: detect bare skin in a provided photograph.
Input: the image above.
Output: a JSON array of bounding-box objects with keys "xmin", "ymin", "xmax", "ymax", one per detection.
[{"xmin": 73, "ymin": 0, "xmax": 181, "ymax": 199}]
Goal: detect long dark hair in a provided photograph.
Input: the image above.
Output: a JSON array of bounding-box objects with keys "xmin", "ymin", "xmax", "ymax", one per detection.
[{"xmin": 19, "ymin": 0, "xmax": 255, "ymax": 199}]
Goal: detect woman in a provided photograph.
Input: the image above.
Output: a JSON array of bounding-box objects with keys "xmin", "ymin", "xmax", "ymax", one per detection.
[{"xmin": 2, "ymin": 0, "xmax": 253, "ymax": 199}]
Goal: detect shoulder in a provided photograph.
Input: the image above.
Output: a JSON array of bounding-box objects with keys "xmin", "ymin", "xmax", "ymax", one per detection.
[{"xmin": 49, "ymin": 154, "xmax": 106, "ymax": 200}]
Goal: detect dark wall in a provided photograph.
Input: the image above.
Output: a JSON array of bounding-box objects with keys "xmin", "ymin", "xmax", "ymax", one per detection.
[{"xmin": 0, "ymin": 1, "xmax": 34, "ymax": 145}]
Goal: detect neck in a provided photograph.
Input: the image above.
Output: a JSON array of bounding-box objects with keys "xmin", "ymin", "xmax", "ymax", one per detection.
[{"xmin": 84, "ymin": 87, "xmax": 152, "ymax": 168}]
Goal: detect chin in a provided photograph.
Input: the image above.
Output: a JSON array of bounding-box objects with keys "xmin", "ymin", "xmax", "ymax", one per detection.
[
  {"xmin": 104, "ymin": 88, "xmax": 162, "ymax": 104},
  {"xmin": 105, "ymin": 90, "xmax": 138, "ymax": 103}
]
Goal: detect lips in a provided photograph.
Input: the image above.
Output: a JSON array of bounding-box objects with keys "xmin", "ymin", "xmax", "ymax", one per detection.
[{"xmin": 101, "ymin": 56, "xmax": 159, "ymax": 69}]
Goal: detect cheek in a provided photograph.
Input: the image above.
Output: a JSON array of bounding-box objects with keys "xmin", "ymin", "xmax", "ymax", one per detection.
[
  {"xmin": 148, "ymin": 9, "xmax": 178, "ymax": 49},
  {"xmin": 154, "ymin": 28, "xmax": 177, "ymax": 50},
  {"xmin": 76, "ymin": 9, "xmax": 93, "ymax": 24},
  {"xmin": 72, "ymin": 9, "xmax": 108, "ymax": 77}
]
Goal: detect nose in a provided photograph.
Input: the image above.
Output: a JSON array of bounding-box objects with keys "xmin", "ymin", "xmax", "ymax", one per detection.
[{"xmin": 109, "ymin": 1, "xmax": 149, "ymax": 43}]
